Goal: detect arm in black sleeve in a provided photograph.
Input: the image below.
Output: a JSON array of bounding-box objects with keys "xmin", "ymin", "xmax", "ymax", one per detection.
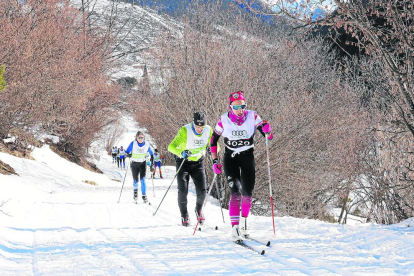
[
  {"xmin": 257, "ymin": 124, "xmax": 266, "ymax": 138},
  {"xmin": 210, "ymin": 131, "xmax": 221, "ymax": 147}
]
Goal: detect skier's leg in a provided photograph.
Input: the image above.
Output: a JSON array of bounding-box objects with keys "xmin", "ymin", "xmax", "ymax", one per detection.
[
  {"xmin": 139, "ymin": 162, "xmax": 147, "ymax": 197},
  {"xmin": 130, "ymin": 162, "xmax": 140, "ymax": 199},
  {"xmin": 190, "ymin": 161, "xmax": 207, "ymax": 212},
  {"xmin": 223, "ymin": 153, "xmax": 242, "ymax": 226},
  {"xmin": 239, "ymin": 152, "xmax": 255, "ymax": 217},
  {"xmin": 176, "ymin": 160, "xmax": 190, "ymax": 216}
]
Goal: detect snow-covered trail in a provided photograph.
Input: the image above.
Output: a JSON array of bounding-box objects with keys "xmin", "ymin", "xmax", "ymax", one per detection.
[{"xmin": 1, "ymin": 144, "xmax": 414, "ymax": 275}]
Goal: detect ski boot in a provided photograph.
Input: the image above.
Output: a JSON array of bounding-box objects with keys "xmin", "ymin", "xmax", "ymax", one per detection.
[
  {"xmin": 142, "ymin": 195, "xmax": 148, "ymax": 203},
  {"xmin": 160, "ymin": 174, "xmax": 163, "ymax": 179},
  {"xmin": 181, "ymin": 213, "xmax": 190, "ymax": 227},
  {"xmin": 133, "ymin": 189, "xmax": 138, "ymax": 201},
  {"xmin": 231, "ymin": 225, "xmax": 243, "ymax": 242},
  {"xmin": 240, "ymin": 216, "xmax": 250, "ymax": 238},
  {"xmin": 195, "ymin": 208, "xmax": 205, "ymax": 225}
]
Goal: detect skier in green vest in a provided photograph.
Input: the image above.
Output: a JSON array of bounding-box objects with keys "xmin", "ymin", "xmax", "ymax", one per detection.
[{"xmin": 168, "ymin": 112, "xmax": 214, "ymax": 227}]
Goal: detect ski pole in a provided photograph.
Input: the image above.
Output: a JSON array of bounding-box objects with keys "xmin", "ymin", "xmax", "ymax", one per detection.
[
  {"xmin": 117, "ymin": 159, "xmax": 130, "ymax": 203},
  {"xmin": 193, "ymin": 174, "xmax": 217, "ymax": 235},
  {"xmin": 152, "ymin": 170, "xmax": 155, "ymax": 197},
  {"xmin": 215, "ymin": 175, "xmax": 225, "ymax": 223},
  {"xmin": 153, "ymin": 158, "xmax": 186, "ymax": 216},
  {"xmin": 208, "ymin": 155, "xmax": 225, "ymax": 223},
  {"xmin": 265, "ymin": 134, "xmax": 276, "ymax": 236}
]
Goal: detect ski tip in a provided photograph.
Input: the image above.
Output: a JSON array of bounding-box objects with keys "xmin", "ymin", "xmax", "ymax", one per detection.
[
  {"xmin": 215, "ymin": 226, "xmax": 218, "ymax": 230},
  {"xmin": 261, "ymin": 250, "xmax": 265, "ymax": 255}
]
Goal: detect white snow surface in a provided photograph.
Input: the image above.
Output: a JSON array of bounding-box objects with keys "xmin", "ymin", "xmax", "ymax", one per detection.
[{"xmin": 1, "ymin": 122, "xmax": 414, "ymax": 275}]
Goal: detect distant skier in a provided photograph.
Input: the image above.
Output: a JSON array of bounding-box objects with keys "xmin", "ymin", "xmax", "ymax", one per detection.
[
  {"xmin": 118, "ymin": 146, "xmax": 126, "ymax": 169},
  {"xmin": 210, "ymin": 91, "xmax": 273, "ymax": 241},
  {"xmin": 116, "ymin": 147, "xmax": 121, "ymax": 168},
  {"xmin": 111, "ymin": 146, "xmax": 117, "ymax": 163},
  {"xmin": 125, "ymin": 131, "xmax": 153, "ymax": 203},
  {"xmin": 152, "ymin": 149, "xmax": 165, "ymax": 178},
  {"xmin": 168, "ymin": 112, "xmax": 213, "ymax": 227}
]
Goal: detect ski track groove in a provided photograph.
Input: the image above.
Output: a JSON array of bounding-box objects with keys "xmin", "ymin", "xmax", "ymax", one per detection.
[
  {"xmin": 117, "ymin": 228, "xmax": 182, "ymax": 275},
  {"xmin": 200, "ymin": 225, "xmax": 349, "ymax": 275},
  {"xmin": 96, "ymin": 204, "xmax": 182, "ymax": 275},
  {"xmin": 30, "ymin": 201, "xmax": 57, "ymax": 276},
  {"xmin": 91, "ymin": 205, "xmax": 142, "ymax": 274}
]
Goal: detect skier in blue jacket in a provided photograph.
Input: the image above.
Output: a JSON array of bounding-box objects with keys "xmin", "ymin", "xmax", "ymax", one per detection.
[{"xmin": 125, "ymin": 131, "xmax": 154, "ymax": 203}]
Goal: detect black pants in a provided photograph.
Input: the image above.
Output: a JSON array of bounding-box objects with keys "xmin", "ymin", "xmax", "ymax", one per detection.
[
  {"xmin": 130, "ymin": 161, "xmax": 146, "ymax": 182},
  {"xmin": 223, "ymin": 149, "xmax": 255, "ymax": 196},
  {"xmin": 176, "ymin": 158, "xmax": 206, "ymax": 216}
]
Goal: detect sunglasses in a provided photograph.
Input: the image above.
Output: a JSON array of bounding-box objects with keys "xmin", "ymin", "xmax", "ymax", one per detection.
[
  {"xmin": 231, "ymin": 104, "xmax": 247, "ymax": 110},
  {"xmin": 137, "ymin": 136, "xmax": 145, "ymax": 139},
  {"xmin": 194, "ymin": 124, "xmax": 205, "ymax": 129}
]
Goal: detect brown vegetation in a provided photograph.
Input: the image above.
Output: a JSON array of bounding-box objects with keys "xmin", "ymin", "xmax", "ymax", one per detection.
[
  {"xmin": 0, "ymin": 0, "xmax": 120, "ymax": 159},
  {"xmin": 0, "ymin": 160, "xmax": 17, "ymax": 176}
]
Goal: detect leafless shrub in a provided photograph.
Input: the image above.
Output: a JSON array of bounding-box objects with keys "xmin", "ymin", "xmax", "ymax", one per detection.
[
  {"xmin": 0, "ymin": 0, "xmax": 120, "ymax": 158},
  {"xmin": 100, "ymin": 118, "xmax": 126, "ymax": 153}
]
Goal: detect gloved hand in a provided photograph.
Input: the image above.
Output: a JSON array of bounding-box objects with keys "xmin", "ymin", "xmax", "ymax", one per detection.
[
  {"xmin": 181, "ymin": 150, "xmax": 191, "ymax": 159},
  {"xmin": 150, "ymin": 166, "xmax": 155, "ymax": 173},
  {"xmin": 262, "ymin": 121, "xmax": 272, "ymax": 133},
  {"xmin": 212, "ymin": 158, "xmax": 222, "ymax": 174},
  {"xmin": 146, "ymin": 161, "xmax": 151, "ymax": 167},
  {"xmin": 262, "ymin": 121, "xmax": 273, "ymax": 140},
  {"xmin": 126, "ymin": 153, "xmax": 132, "ymax": 158}
]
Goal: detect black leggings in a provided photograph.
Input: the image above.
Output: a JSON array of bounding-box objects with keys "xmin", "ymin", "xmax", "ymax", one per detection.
[
  {"xmin": 176, "ymin": 158, "xmax": 206, "ymax": 216},
  {"xmin": 130, "ymin": 161, "xmax": 146, "ymax": 182},
  {"xmin": 223, "ymin": 149, "xmax": 255, "ymax": 196}
]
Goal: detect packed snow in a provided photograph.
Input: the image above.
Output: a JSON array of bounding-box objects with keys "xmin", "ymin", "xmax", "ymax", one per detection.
[{"xmin": 1, "ymin": 118, "xmax": 414, "ymax": 275}]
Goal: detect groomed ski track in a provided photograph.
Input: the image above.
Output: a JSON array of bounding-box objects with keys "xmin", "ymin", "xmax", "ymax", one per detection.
[{"xmin": 1, "ymin": 145, "xmax": 414, "ymax": 275}]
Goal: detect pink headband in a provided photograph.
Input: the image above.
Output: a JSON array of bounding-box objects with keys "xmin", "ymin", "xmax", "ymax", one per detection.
[{"xmin": 229, "ymin": 91, "xmax": 246, "ymax": 105}]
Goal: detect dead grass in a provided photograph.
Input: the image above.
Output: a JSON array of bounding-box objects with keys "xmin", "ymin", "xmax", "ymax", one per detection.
[
  {"xmin": 83, "ymin": 180, "xmax": 98, "ymax": 186},
  {"xmin": 0, "ymin": 141, "xmax": 35, "ymax": 160},
  {"xmin": 0, "ymin": 160, "xmax": 18, "ymax": 175}
]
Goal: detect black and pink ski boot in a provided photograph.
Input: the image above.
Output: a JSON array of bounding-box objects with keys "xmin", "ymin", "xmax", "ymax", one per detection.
[
  {"xmin": 195, "ymin": 208, "xmax": 205, "ymax": 225},
  {"xmin": 181, "ymin": 213, "xmax": 190, "ymax": 227}
]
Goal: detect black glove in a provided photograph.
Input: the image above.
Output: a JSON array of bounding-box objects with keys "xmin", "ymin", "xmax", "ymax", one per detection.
[
  {"xmin": 181, "ymin": 150, "xmax": 191, "ymax": 159},
  {"xmin": 126, "ymin": 153, "xmax": 132, "ymax": 158},
  {"xmin": 207, "ymin": 147, "xmax": 211, "ymax": 154},
  {"xmin": 150, "ymin": 166, "xmax": 155, "ymax": 173}
]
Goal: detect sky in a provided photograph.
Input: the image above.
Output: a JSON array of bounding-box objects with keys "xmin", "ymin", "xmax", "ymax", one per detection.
[{"xmin": 1, "ymin": 115, "xmax": 414, "ymax": 275}]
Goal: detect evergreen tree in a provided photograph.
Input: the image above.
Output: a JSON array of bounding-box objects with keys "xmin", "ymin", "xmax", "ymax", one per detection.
[{"xmin": 0, "ymin": 65, "xmax": 6, "ymax": 91}]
